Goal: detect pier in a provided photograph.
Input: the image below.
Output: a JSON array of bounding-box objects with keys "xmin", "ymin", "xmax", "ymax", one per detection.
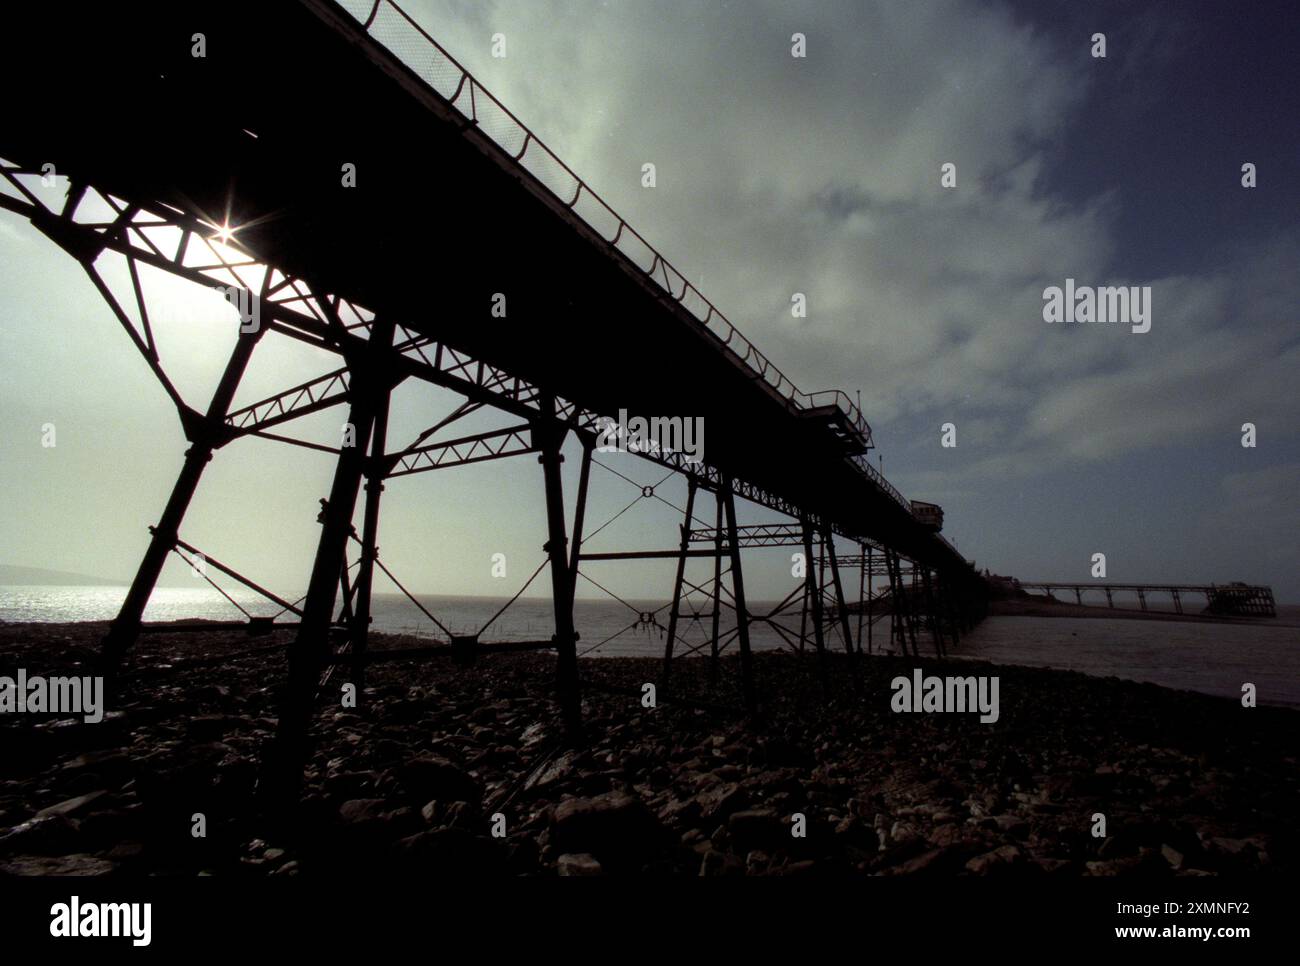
[
  {"xmin": 1018, "ymin": 582, "xmax": 1276, "ymax": 618},
  {"xmin": 0, "ymin": 0, "xmax": 988, "ymax": 796}
]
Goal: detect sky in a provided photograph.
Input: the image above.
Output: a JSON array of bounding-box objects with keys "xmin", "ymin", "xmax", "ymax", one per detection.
[{"xmin": 0, "ymin": 0, "xmax": 1296, "ymax": 608}]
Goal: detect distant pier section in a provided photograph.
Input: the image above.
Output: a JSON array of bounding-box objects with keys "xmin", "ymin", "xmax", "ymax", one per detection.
[{"xmin": 1010, "ymin": 579, "xmax": 1276, "ymax": 618}]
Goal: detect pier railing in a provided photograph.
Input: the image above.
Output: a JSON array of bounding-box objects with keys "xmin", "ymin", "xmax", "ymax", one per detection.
[
  {"xmin": 334, "ymin": 0, "xmax": 915, "ymax": 496},
  {"xmin": 329, "ymin": 0, "xmax": 957, "ymax": 529}
]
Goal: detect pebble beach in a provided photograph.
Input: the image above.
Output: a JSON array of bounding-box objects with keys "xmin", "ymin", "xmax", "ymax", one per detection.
[{"xmin": 2, "ymin": 621, "xmax": 1296, "ymax": 877}]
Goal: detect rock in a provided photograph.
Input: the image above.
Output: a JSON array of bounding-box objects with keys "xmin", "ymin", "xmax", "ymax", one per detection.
[
  {"xmin": 780, "ymin": 859, "xmax": 818, "ymax": 875},
  {"xmin": 323, "ymin": 765, "xmax": 381, "ymax": 797},
  {"xmin": 1161, "ymin": 844, "xmax": 1184, "ymax": 870},
  {"xmin": 525, "ymin": 750, "xmax": 579, "ymax": 791},
  {"xmin": 695, "ymin": 782, "xmax": 748, "ymax": 822},
  {"xmin": 557, "ymin": 852, "xmax": 603, "ymax": 876},
  {"xmin": 1032, "ymin": 857, "xmax": 1073, "ymax": 874},
  {"xmin": 77, "ymin": 808, "xmax": 147, "ymax": 848},
  {"xmin": 392, "ymin": 827, "xmax": 505, "ymax": 875},
  {"xmin": 442, "ymin": 801, "xmax": 479, "ymax": 828},
  {"xmin": 338, "ymin": 798, "xmax": 388, "ymax": 824},
  {"xmin": 728, "ymin": 809, "xmax": 783, "ymax": 851},
  {"xmin": 380, "ymin": 806, "xmax": 424, "ymax": 837},
  {"xmin": 1085, "ymin": 857, "xmax": 1144, "ymax": 876},
  {"xmin": 756, "ymin": 736, "xmax": 811, "ymax": 768},
  {"xmin": 60, "ymin": 750, "xmax": 133, "ymax": 782},
  {"xmin": 894, "ymin": 847, "xmax": 953, "ymax": 874},
  {"xmin": 833, "ymin": 814, "xmax": 876, "ymax": 848},
  {"xmin": 1209, "ymin": 836, "xmax": 1263, "ymax": 856},
  {"xmin": 552, "ymin": 791, "xmax": 666, "ymax": 871},
  {"xmin": 928, "ymin": 823, "xmax": 971, "ymax": 849},
  {"xmin": 105, "ymin": 842, "xmax": 144, "ymax": 861},
  {"xmin": 699, "ymin": 849, "xmax": 744, "ymax": 876},
  {"xmin": 35, "ymin": 791, "xmax": 109, "ymax": 820},
  {"xmin": 659, "ymin": 797, "xmax": 702, "ymax": 826},
  {"xmin": 0, "ymin": 815, "xmax": 82, "ymax": 855},
  {"xmin": 965, "ymin": 845, "xmax": 1022, "ymax": 875},
  {"xmin": 185, "ymin": 715, "xmax": 238, "ymax": 742},
  {"xmin": 889, "ymin": 821, "xmax": 922, "ymax": 847},
  {"xmin": 505, "ymin": 836, "xmax": 540, "ymax": 875},
  {"xmin": 0, "ymin": 853, "xmax": 116, "ymax": 876},
  {"xmin": 991, "ymin": 814, "xmax": 1030, "ymax": 837},
  {"xmin": 397, "ymin": 756, "xmax": 482, "ymax": 806}
]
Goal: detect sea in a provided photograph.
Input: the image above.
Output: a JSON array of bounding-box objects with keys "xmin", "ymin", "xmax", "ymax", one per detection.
[{"xmin": 2, "ymin": 587, "xmax": 1297, "ymax": 708}]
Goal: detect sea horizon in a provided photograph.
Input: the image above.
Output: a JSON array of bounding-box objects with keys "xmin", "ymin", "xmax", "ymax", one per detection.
[{"xmin": 4, "ymin": 585, "xmax": 1297, "ymax": 708}]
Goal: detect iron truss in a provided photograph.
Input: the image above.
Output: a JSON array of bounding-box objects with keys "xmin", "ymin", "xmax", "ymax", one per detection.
[{"xmin": 0, "ymin": 156, "xmax": 989, "ymax": 803}]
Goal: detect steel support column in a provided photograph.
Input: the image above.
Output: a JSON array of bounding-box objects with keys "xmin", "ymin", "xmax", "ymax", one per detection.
[
  {"xmin": 822, "ymin": 523, "xmax": 855, "ymax": 655},
  {"xmin": 100, "ymin": 324, "xmax": 264, "ymax": 671},
  {"xmin": 350, "ymin": 390, "xmax": 391, "ymax": 688},
  {"xmin": 856, "ymin": 543, "xmax": 867, "ymax": 655},
  {"xmin": 566, "ymin": 438, "xmax": 594, "ymax": 602},
  {"xmin": 922, "ymin": 567, "xmax": 944, "ymax": 657},
  {"xmin": 708, "ymin": 489, "xmax": 724, "ymax": 683},
  {"xmin": 661, "ymin": 478, "xmax": 698, "ymax": 682},
  {"xmin": 538, "ymin": 395, "xmax": 581, "ymax": 738},
  {"xmin": 800, "ymin": 515, "xmax": 829, "ymax": 689},
  {"xmin": 905, "ymin": 564, "xmax": 921, "ymax": 657},
  {"xmin": 866, "ymin": 545, "xmax": 874, "ymax": 655},
  {"xmin": 723, "ymin": 475, "xmax": 757, "ymax": 714},
  {"xmin": 265, "ymin": 318, "xmax": 395, "ymax": 805}
]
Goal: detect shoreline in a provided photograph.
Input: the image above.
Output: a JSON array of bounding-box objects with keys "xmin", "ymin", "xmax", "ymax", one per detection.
[{"xmin": 2, "ymin": 621, "xmax": 1296, "ymax": 877}]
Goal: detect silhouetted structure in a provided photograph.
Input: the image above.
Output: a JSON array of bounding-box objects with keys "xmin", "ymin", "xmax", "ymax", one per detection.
[
  {"xmin": 1020, "ymin": 581, "xmax": 1276, "ymax": 618},
  {"xmin": 0, "ymin": 0, "xmax": 987, "ymax": 799}
]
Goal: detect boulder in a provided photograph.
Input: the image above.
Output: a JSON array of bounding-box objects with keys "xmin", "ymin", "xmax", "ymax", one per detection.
[
  {"xmin": 728, "ymin": 809, "xmax": 783, "ymax": 852},
  {"xmin": 551, "ymin": 791, "xmax": 666, "ymax": 871},
  {"xmin": 556, "ymin": 852, "xmax": 603, "ymax": 876},
  {"xmin": 965, "ymin": 844, "xmax": 1022, "ymax": 874},
  {"xmin": 338, "ymin": 798, "xmax": 388, "ymax": 824},
  {"xmin": 695, "ymin": 782, "xmax": 748, "ymax": 822},
  {"xmin": 396, "ymin": 756, "xmax": 482, "ymax": 806}
]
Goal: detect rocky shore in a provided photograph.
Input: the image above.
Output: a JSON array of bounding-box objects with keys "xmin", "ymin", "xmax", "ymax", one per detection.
[{"xmin": 2, "ymin": 621, "xmax": 1295, "ymax": 876}]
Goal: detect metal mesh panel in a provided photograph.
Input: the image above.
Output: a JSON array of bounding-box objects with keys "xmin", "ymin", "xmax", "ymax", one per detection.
[
  {"xmin": 370, "ymin": 1, "xmax": 463, "ymax": 100},
  {"xmin": 471, "ymin": 85, "xmax": 529, "ymax": 159},
  {"xmin": 571, "ymin": 189, "xmax": 620, "ymax": 241},
  {"xmin": 519, "ymin": 138, "xmax": 579, "ymax": 203},
  {"xmin": 335, "ymin": 0, "xmax": 375, "ymax": 23}
]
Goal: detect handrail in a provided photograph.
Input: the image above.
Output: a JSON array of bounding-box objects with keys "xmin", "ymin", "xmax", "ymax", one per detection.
[
  {"xmin": 336, "ymin": 0, "xmax": 875, "ymax": 438},
  {"xmin": 330, "ymin": 0, "xmax": 941, "ymax": 523}
]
